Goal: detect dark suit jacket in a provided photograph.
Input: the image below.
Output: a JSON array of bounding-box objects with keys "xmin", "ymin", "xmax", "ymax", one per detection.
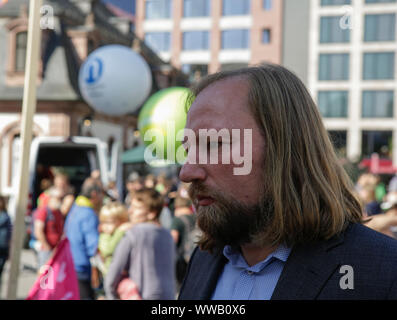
[{"xmin": 178, "ymin": 223, "xmax": 397, "ymax": 299}]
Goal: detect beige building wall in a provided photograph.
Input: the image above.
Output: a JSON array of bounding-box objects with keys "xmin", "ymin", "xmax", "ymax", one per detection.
[
  {"xmin": 209, "ymin": 0, "xmax": 222, "ymax": 73},
  {"xmin": 171, "ymin": 0, "xmax": 183, "ymax": 68},
  {"xmin": 251, "ymin": 0, "xmax": 283, "ymax": 65},
  {"xmin": 136, "ymin": 0, "xmax": 284, "ymax": 76}
]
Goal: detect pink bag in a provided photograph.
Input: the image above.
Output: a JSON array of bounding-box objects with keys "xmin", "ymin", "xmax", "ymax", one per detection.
[{"xmin": 116, "ymin": 277, "xmax": 142, "ymax": 300}]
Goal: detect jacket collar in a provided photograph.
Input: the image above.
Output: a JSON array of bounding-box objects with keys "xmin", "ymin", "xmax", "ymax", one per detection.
[
  {"xmin": 192, "ymin": 225, "xmax": 348, "ymax": 300},
  {"xmin": 271, "ymin": 226, "xmax": 347, "ymax": 300},
  {"xmin": 75, "ymin": 196, "xmax": 94, "ymax": 208}
]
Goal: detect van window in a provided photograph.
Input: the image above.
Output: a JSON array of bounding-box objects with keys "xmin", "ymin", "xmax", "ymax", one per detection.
[{"xmin": 31, "ymin": 145, "xmax": 100, "ymax": 210}]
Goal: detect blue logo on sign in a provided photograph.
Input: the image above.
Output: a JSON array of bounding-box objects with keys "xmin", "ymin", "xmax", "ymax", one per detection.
[{"xmin": 85, "ymin": 58, "xmax": 103, "ymax": 85}]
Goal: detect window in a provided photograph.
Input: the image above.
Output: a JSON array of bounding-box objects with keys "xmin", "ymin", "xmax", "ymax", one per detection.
[
  {"xmin": 364, "ymin": 14, "xmax": 395, "ymax": 42},
  {"xmin": 362, "ymin": 131, "xmax": 393, "ymax": 159},
  {"xmin": 263, "ymin": 0, "xmax": 272, "ymax": 10},
  {"xmin": 328, "ymin": 130, "xmax": 347, "ymax": 158},
  {"xmin": 223, "ymin": 0, "xmax": 250, "ymax": 16},
  {"xmin": 321, "ymin": 0, "xmax": 351, "ymax": 6},
  {"xmin": 319, "ymin": 53, "xmax": 350, "ymax": 81},
  {"xmin": 318, "ymin": 91, "xmax": 348, "ymax": 118},
  {"xmin": 262, "ymin": 29, "xmax": 271, "ymax": 44},
  {"xmin": 146, "ymin": 0, "xmax": 172, "ymax": 19},
  {"xmin": 221, "ymin": 29, "xmax": 250, "ymax": 49},
  {"xmin": 182, "ymin": 64, "xmax": 208, "ymax": 83},
  {"xmin": 184, "ymin": 0, "xmax": 210, "ymax": 17},
  {"xmin": 362, "ymin": 91, "xmax": 394, "ymax": 118},
  {"xmin": 321, "ymin": 0, "xmax": 351, "ymax": 5},
  {"xmin": 183, "ymin": 31, "xmax": 209, "ymax": 50},
  {"xmin": 15, "ymin": 31, "xmax": 27, "ymax": 72},
  {"xmin": 363, "ymin": 52, "xmax": 395, "ymax": 80},
  {"xmin": 10, "ymin": 134, "xmax": 21, "ymax": 186},
  {"xmin": 144, "ymin": 32, "xmax": 171, "ymax": 52},
  {"xmin": 320, "ymin": 16, "xmax": 350, "ymax": 43},
  {"xmin": 220, "ymin": 63, "xmax": 249, "ymax": 71},
  {"xmin": 365, "ymin": 0, "xmax": 396, "ymax": 3}
]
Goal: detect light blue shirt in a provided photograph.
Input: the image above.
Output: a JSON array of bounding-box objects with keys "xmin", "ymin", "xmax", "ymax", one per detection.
[{"xmin": 211, "ymin": 244, "xmax": 291, "ymax": 300}]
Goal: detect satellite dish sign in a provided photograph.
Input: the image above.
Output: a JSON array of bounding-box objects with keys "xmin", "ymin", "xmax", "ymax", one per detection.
[{"xmin": 78, "ymin": 45, "xmax": 152, "ymax": 116}]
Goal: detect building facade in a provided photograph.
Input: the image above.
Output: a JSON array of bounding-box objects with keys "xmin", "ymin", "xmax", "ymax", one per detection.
[
  {"xmin": 0, "ymin": 0, "xmax": 187, "ymax": 198},
  {"xmin": 284, "ymin": 0, "xmax": 397, "ymax": 167},
  {"xmin": 135, "ymin": 0, "xmax": 283, "ymax": 82}
]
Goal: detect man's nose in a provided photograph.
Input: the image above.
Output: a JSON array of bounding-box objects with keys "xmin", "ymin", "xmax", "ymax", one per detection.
[{"xmin": 179, "ymin": 162, "xmax": 206, "ymax": 183}]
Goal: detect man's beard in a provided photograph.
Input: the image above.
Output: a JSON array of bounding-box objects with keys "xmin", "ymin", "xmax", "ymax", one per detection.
[{"xmin": 188, "ymin": 182, "xmax": 274, "ymax": 252}]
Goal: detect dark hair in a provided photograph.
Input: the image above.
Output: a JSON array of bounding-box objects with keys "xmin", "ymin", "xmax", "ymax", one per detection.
[
  {"xmin": 134, "ymin": 188, "xmax": 164, "ymax": 218},
  {"xmin": 187, "ymin": 63, "xmax": 363, "ymax": 247},
  {"xmin": 80, "ymin": 177, "xmax": 103, "ymax": 199}
]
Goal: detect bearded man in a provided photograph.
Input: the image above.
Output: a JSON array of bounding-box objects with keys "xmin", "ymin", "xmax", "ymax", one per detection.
[{"xmin": 178, "ymin": 64, "xmax": 397, "ymax": 300}]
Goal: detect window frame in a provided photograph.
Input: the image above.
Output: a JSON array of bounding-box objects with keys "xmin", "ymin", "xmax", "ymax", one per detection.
[
  {"xmin": 222, "ymin": 0, "xmax": 251, "ymax": 16},
  {"xmin": 183, "ymin": 0, "xmax": 210, "ymax": 17},
  {"xmin": 221, "ymin": 29, "xmax": 250, "ymax": 50},
  {"xmin": 182, "ymin": 31, "xmax": 210, "ymax": 51},
  {"xmin": 145, "ymin": 0, "xmax": 172, "ymax": 20}
]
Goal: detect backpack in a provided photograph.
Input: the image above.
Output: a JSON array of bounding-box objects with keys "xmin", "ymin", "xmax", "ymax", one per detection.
[
  {"xmin": 178, "ymin": 214, "xmax": 201, "ymax": 263},
  {"xmin": 28, "ymin": 207, "xmax": 54, "ymax": 250},
  {"xmin": 0, "ymin": 211, "xmax": 12, "ymax": 252}
]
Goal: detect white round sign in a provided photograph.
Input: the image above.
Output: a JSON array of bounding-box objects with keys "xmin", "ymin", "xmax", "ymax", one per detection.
[{"xmin": 78, "ymin": 45, "xmax": 152, "ymax": 116}]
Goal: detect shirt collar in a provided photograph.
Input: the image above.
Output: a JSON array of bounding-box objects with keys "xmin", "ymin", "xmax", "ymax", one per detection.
[
  {"xmin": 223, "ymin": 244, "xmax": 291, "ymax": 273},
  {"xmin": 75, "ymin": 196, "xmax": 94, "ymax": 208}
]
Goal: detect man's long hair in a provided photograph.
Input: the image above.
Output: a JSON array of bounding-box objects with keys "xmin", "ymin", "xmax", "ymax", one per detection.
[{"xmin": 187, "ymin": 64, "xmax": 363, "ymax": 248}]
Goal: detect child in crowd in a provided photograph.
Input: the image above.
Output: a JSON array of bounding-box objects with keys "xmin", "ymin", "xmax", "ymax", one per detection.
[
  {"xmin": 91, "ymin": 202, "xmax": 131, "ymax": 299},
  {"xmin": 98, "ymin": 202, "xmax": 131, "ymax": 274}
]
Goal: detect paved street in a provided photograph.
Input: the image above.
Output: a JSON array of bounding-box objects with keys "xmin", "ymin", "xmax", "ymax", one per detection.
[{"xmin": 0, "ymin": 249, "xmax": 39, "ymax": 300}]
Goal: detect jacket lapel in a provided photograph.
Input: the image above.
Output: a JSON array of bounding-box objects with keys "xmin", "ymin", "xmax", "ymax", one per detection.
[
  {"xmin": 271, "ymin": 231, "xmax": 346, "ymax": 300},
  {"xmin": 199, "ymin": 253, "xmax": 228, "ymax": 299},
  {"xmin": 179, "ymin": 248, "xmax": 227, "ymax": 300}
]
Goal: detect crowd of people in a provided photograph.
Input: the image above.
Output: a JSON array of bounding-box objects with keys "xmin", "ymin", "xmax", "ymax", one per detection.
[
  {"xmin": 0, "ymin": 168, "xmax": 198, "ymax": 300},
  {"xmin": 1, "ymin": 168, "xmax": 397, "ymax": 299},
  {"xmin": 356, "ymin": 173, "xmax": 397, "ymax": 238}
]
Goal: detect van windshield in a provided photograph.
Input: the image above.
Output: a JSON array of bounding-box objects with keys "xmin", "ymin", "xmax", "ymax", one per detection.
[{"xmin": 32, "ymin": 144, "xmax": 100, "ymax": 210}]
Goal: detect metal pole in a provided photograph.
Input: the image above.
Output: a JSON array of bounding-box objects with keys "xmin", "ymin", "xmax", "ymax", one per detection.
[{"xmin": 6, "ymin": 0, "xmax": 43, "ymax": 300}]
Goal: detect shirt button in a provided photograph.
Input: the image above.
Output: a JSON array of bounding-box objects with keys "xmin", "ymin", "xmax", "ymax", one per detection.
[{"xmin": 247, "ymin": 270, "xmax": 253, "ymax": 275}]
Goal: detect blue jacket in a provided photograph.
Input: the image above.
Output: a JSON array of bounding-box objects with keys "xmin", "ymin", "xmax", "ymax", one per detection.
[
  {"xmin": 179, "ymin": 223, "xmax": 397, "ymax": 300},
  {"xmin": 65, "ymin": 203, "xmax": 99, "ymax": 279}
]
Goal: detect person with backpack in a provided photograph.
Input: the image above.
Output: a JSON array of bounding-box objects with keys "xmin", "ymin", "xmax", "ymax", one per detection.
[
  {"xmin": 33, "ymin": 188, "xmax": 64, "ymax": 269},
  {"xmin": 0, "ymin": 195, "xmax": 12, "ymax": 293},
  {"xmin": 170, "ymin": 195, "xmax": 199, "ymax": 288}
]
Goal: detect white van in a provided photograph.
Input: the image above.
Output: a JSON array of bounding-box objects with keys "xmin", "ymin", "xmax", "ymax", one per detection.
[
  {"xmin": 26, "ymin": 136, "xmax": 110, "ymax": 212},
  {"xmin": 7, "ymin": 136, "xmax": 111, "ymax": 248}
]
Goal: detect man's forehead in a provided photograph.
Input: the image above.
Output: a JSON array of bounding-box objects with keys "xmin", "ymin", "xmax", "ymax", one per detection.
[{"xmin": 186, "ymin": 78, "xmax": 250, "ymax": 130}]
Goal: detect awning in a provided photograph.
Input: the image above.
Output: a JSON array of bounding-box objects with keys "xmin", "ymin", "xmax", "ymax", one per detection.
[
  {"xmin": 121, "ymin": 145, "xmax": 176, "ymax": 167},
  {"xmin": 121, "ymin": 145, "xmax": 147, "ymax": 164}
]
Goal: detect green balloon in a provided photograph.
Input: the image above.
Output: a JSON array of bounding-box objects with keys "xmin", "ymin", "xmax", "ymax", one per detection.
[{"xmin": 138, "ymin": 87, "xmax": 192, "ymax": 161}]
